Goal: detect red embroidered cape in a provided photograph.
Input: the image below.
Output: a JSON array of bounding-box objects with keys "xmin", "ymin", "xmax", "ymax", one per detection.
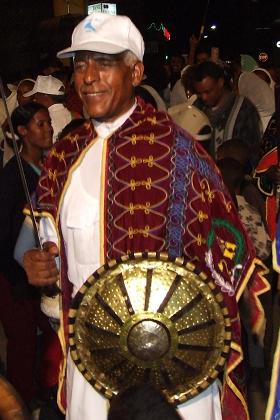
[
  {"xmin": 254, "ymin": 146, "xmax": 277, "ymax": 240},
  {"xmin": 34, "ymin": 101, "xmax": 269, "ymax": 418}
]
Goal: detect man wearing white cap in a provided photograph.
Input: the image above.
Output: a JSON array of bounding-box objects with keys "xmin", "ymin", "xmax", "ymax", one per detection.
[
  {"xmin": 22, "ymin": 12, "xmax": 268, "ymax": 420},
  {"xmin": 24, "ymin": 75, "xmax": 73, "ymax": 142}
]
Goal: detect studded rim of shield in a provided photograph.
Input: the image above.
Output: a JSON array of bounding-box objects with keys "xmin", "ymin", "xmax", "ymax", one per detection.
[{"xmin": 69, "ymin": 252, "xmax": 231, "ymax": 405}]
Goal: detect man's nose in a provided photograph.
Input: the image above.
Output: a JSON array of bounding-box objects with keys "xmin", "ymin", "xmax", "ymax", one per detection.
[{"xmin": 84, "ymin": 61, "xmax": 100, "ymax": 85}]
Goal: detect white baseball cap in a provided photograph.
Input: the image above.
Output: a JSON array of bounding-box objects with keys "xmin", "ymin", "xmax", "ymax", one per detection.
[
  {"xmin": 168, "ymin": 103, "xmax": 212, "ymax": 142},
  {"xmin": 24, "ymin": 75, "xmax": 65, "ymax": 97},
  {"xmin": 57, "ymin": 13, "xmax": 144, "ymax": 61}
]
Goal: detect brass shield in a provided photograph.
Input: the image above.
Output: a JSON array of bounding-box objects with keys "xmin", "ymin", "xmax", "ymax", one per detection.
[{"xmin": 69, "ymin": 253, "xmax": 231, "ymax": 405}]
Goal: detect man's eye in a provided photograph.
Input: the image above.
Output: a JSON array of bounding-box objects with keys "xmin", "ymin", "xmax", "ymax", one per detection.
[
  {"xmin": 98, "ymin": 59, "xmax": 113, "ymax": 67},
  {"xmin": 74, "ymin": 62, "xmax": 86, "ymax": 71}
]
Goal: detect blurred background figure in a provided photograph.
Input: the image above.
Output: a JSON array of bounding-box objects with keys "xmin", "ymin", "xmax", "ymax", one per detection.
[
  {"xmin": 136, "ymin": 57, "xmax": 168, "ymax": 111},
  {"xmin": 23, "ymin": 75, "xmax": 73, "ymax": 142},
  {"xmin": 0, "ymin": 79, "xmax": 18, "ymax": 168},
  {"xmin": 217, "ymin": 157, "xmax": 270, "ymax": 260},
  {"xmin": 231, "ymin": 54, "xmax": 275, "ymax": 132},
  {"xmin": 16, "ymin": 79, "xmax": 35, "ymax": 107},
  {"xmin": 1, "ymin": 79, "xmax": 36, "ymax": 167},
  {"xmin": 169, "ymin": 53, "xmax": 186, "ymax": 90},
  {"xmin": 192, "ymin": 61, "xmax": 262, "ymax": 167},
  {"xmin": 0, "ymin": 103, "xmax": 58, "ymax": 412}
]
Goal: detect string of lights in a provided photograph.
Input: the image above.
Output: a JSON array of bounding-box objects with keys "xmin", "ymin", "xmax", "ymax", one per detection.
[{"xmin": 147, "ymin": 22, "xmax": 171, "ymax": 41}]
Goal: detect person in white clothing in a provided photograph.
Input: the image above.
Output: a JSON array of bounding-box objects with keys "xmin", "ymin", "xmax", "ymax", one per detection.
[
  {"xmin": 0, "ymin": 80, "xmax": 18, "ymax": 166},
  {"xmin": 22, "ymin": 12, "xmax": 268, "ymax": 420},
  {"xmin": 231, "ymin": 55, "xmax": 275, "ymax": 132}
]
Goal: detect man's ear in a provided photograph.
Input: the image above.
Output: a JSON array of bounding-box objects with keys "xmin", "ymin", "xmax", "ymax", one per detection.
[
  {"xmin": 132, "ymin": 62, "xmax": 145, "ymax": 87},
  {"xmin": 17, "ymin": 125, "xmax": 27, "ymax": 137}
]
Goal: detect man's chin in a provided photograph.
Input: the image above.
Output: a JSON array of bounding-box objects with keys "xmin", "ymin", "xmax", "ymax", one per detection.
[
  {"xmin": 85, "ymin": 107, "xmax": 106, "ymax": 120},
  {"xmin": 86, "ymin": 111, "xmax": 113, "ymax": 123}
]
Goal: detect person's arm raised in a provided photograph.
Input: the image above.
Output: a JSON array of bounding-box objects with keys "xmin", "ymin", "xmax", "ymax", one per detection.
[{"xmin": 188, "ymin": 34, "xmax": 199, "ymax": 65}]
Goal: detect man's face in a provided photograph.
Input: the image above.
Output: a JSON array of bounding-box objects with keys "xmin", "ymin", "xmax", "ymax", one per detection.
[
  {"xmin": 170, "ymin": 56, "xmax": 184, "ymax": 74},
  {"xmin": 34, "ymin": 92, "xmax": 52, "ymax": 108},
  {"xmin": 194, "ymin": 76, "xmax": 224, "ymax": 107},
  {"xmin": 17, "ymin": 81, "xmax": 35, "ymax": 106},
  {"xmin": 74, "ymin": 51, "xmax": 144, "ymax": 122}
]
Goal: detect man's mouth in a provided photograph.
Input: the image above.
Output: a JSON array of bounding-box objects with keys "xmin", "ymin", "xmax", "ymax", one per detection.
[{"xmin": 82, "ymin": 90, "xmax": 106, "ymax": 97}]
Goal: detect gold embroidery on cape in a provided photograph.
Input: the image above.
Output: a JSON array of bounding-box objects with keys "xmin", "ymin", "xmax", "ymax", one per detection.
[
  {"xmin": 49, "ymin": 149, "xmax": 66, "ymax": 163},
  {"xmin": 48, "ymin": 169, "xmax": 57, "ymax": 181},
  {"xmin": 184, "ymin": 175, "xmax": 230, "ymax": 253},
  {"xmin": 38, "ymin": 122, "xmax": 97, "ymax": 218},
  {"xmin": 130, "ymin": 156, "xmax": 154, "ymax": 168},
  {"xmin": 129, "ymin": 202, "xmax": 151, "ymax": 214},
  {"xmin": 218, "ymin": 238, "xmax": 237, "ymax": 260},
  {"xmin": 128, "ymin": 225, "xmax": 150, "ymax": 238},
  {"xmin": 225, "ymin": 201, "xmax": 232, "ymax": 212},
  {"xmin": 129, "ymin": 178, "xmax": 152, "ymax": 191},
  {"xmin": 218, "ymin": 259, "xmax": 232, "ymax": 277},
  {"xmin": 133, "ymin": 116, "xmax": 157, "ymax": 128},
  {"xmin": 198, "ymin": 210, "xmax": 208, "ymax": 222},
  {"xmin": 109, "ymin": 117, "xmax": 171, "ymax": 255},
  {"xmin": 130, "ymin": 133, "xmax": 155, "ymax": 145},
  {"xmin": 196, "ymin": 234, "xmax": 206, "ymax": 246},
  {"xmin": 68, "ymin": 134, "xmax": 79, "ymax": 144}
]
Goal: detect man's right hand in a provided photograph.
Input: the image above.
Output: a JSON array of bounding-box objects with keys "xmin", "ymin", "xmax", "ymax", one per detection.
[{"xmin": 23, "ymin": 241, "xmax": 59, "ymax": 287}]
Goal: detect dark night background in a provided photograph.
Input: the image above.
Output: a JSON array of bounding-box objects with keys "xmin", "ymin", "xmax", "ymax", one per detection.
[{"xmin": 0, "ymin": 0, "xmax": 280, "ymax": 79}]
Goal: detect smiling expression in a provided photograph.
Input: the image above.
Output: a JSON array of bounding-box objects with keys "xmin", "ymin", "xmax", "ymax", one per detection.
[{"xmin": 74, "ymin": 51, "xmax": 144, "ymax": 122}]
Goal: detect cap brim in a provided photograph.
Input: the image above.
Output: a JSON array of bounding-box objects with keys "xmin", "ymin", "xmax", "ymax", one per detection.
[
  {"xmin": 23, "ymin": 89, "xmax": 36, "ymax": 97},
  {"xmin": 57, "ymin": 41, "xmax": 127, "ymax": 59},
  {"xmin": 23, "ymin": 89, "xmax": 64, "ymax": 97}
]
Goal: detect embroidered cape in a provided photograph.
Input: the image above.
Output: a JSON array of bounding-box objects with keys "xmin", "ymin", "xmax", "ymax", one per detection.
[
  {"xmin": 266, "ymin": 327, "xmax": 280, "ymax": 420},
  {"xmin": 254, "ymin": 146, "xmax": 277, "ymax": 240},
  {"xmin": 34, "ymin": 101, "xmax": 269, "ymax": 419}
]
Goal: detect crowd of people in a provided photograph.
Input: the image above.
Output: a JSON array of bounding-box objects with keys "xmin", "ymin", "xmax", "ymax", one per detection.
[{"xmin": 0, "ymin": 10, "xmax": 280, "ymax": 420}]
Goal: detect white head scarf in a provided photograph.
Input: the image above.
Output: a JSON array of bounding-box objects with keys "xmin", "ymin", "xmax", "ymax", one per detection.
[
  {"xmin": 252, "ymin": 67, "xmax": 276, "ymax": 91},
  {"xmin": 238, "ymin": 71, "xmax": 275, "ymax": 132}
]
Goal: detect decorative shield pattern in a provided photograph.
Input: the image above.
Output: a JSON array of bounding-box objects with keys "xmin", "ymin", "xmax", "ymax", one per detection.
[{"xmin": 69, "ymin": 253, "xmax": 231, "ymax": 405}]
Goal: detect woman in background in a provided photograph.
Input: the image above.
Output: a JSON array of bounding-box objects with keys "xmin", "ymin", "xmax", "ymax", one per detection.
[{"xmin": 0, "ymin": 103, "xmax": 56, "ymax": 410}]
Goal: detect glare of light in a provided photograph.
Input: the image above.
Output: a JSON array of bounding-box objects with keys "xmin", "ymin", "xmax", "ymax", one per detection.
[
  {"xmin": 210, "ymin": 25, "xmax": 217, "ymax": 30},
  {"xmin": 203, "ymin": 35, "xmax": 208, "ymax": 39},
  {"xmin": 276, "ymin": 41, "xmax": 280, "ymax": 48}
]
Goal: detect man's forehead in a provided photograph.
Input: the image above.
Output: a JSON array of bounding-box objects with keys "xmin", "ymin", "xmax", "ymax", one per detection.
[
  {"xmin": 196, "ymin": 76, "xmax": 218, "ymax": 86},
  {"xmin": 35, "ymin": 92, "xmax": 48, "ymax": 98},
  {"xmin": 74, "ymin": 50, "xmax": 125, "ymax": 61}
]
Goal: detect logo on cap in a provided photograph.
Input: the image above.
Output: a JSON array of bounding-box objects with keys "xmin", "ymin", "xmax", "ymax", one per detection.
[{"xmin": 84, "ymin": 21, "xmax": 96, "ymax": 32}]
